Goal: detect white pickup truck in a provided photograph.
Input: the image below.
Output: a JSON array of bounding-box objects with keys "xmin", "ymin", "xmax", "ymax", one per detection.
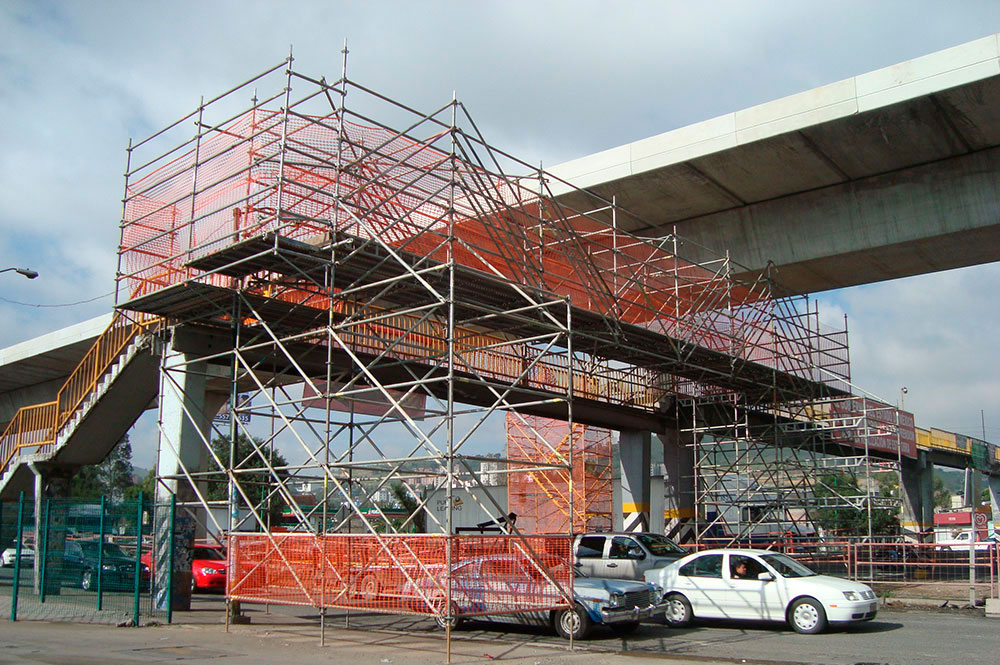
[
  {"xmin": 573, "ymin": 532, "xmax": 687, "ymax": 580},
  {"xmin": 934, "ymin": 530, "xmax": 1000, "ymax": 552}
]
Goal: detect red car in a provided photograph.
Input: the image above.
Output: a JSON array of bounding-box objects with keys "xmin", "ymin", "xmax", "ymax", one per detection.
[{"xmin": 141, "ymin": 543, "xmax": 227, "ymax": 592}]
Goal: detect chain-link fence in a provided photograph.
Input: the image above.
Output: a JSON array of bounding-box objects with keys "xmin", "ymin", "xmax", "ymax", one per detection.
[{"xmin": 1, "ymin": 493, "xmax": 174, "ymax": 625}]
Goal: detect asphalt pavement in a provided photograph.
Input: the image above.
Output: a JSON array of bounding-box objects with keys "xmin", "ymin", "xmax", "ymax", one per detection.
[{"xmin": 1, "ymin": 594, "xmax": 998, "ymax": 665}]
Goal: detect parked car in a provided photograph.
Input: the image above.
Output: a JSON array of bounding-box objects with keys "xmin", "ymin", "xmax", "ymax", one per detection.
[
  {"xmin": 934, "ymin": 531, "xmax": 999, "ymax": 552},
  {"xmin": 1, "ymin": 543, "xmax": 34, "ymax": 568},
  {"xmin": 63, "ymin": 539, "xmax": 148, "ymax": 591},
  {"xmin": 141, "ymin": 542, "xmax": 227, "ymax": 592},
  {"xmin": 574, "ymin": 532, "xmax": 686, "ymax": 580},
  {"xmin": 405, "ymin": 553, "xmax": 666, "ymax": 639},
  {"xmin": 645, "ymin": 548, "xmax": 878, "ymax": 634}
]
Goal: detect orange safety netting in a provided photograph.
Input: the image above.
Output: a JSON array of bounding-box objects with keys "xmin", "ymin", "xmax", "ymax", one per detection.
[
  {"xmin": 120, "ymin": 104, "xmax": 850, "ymax": 394},
  {"xmin": 120, "ymin": 109, "xmax": 761, "ymax": 326},
  {"xmin": 227, "ymin": 533, "xmax": 573, "ymax": 620},
  {"xmin": 506, "ymin": 414, "xmax": 613, "ymax": 534},
  {"xmin": 824, "ymin": 397, "xmax": 917, "ymax": 459}
]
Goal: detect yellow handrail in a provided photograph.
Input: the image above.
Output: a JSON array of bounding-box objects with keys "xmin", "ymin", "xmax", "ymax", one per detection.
[{"xmin": 0, "ymin": 311, "xmax": 159, "ymax": 482}]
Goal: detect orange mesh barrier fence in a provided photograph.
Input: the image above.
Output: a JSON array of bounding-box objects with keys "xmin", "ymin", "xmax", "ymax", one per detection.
[
  {"xmin": 121, "ymin": 106, "xmax": 849, "ymax": 390},
  {"xmin": 827, "ymin": 397, "xmax": 918, "ymax": 459},
  {"xmin": 122, "ymin": 110, "xmax": 762, "ymax": 330},
  {"xmin": 506, "ymin": 414, "xmax": 613, "ymax": 534},
  {"xmin": 227, "ymin": 533, "xmax": 573, "ymax": 620}
]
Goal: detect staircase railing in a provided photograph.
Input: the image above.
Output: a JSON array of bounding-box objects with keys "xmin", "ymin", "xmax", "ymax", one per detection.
[{"xmin": 0, "ymin": 311, "xmax": 159, "ymax": 481}]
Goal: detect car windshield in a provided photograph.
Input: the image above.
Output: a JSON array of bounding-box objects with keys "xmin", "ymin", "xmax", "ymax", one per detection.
[
  {"xmin": 80, "ymin": 542, "xmax": 129, "ymax": 559},
  {"xmin": 636, "ymin": 533, "xmax": 685, "ymax": 555},
  {"xmin": 760, "ymin": 552, "xmax": 817, "ymax": 578},
  {"xmin": 194, "ymin": 547, "xmax": 225, "ymax": 561}
]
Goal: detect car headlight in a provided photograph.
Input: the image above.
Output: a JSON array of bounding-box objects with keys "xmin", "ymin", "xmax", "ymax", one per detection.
[
  {"xmin": 842, "ymin": 591, "xmax": 861, "ymax": 601},
  {"xmin": 102, "ymin": 564, "xmax": 116, "ymax": 571},
  {"xmin": 608, "ymin": 592, "xmax": 625, "ymax": 608},
  {"xmin": 652, "ymin": 585, "xmax": 664, "ymax": 604},
  {"xmin": 200, "ymin": 567, "xmax": 222, "ymax": 575}
]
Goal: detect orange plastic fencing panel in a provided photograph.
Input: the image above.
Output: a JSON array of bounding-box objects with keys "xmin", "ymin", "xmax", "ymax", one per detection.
[{"xmin": 228, "ymin": 533, "xmax": 573, "ymax": 622}]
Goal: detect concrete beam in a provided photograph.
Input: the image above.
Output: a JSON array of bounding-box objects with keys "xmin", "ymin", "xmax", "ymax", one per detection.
[
  {"xmin": 671, "ymin": 146, "xmax": 1000, "ymax": 294},
  {"xmin": 548, "ymin": 34, "xmax": 1000, "ymax": 296}
]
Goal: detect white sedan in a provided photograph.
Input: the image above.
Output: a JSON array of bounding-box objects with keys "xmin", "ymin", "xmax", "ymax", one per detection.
[
  {"xmin": 1, "ymin": 544, "xmax": 34, "ymax": 567},
  {"xmin": 644, "ymin": 548, "xmax": 877, "ymax": 634}
]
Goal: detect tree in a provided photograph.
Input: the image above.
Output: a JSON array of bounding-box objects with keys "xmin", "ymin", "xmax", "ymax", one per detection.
[
  {"xmin": 390, "ymin": 482, "xmax": 426, "ymax": 533},
  {"xmin": 812, "ymin": 473, "xmax": 898, "ymax": 537},
  {"xmin": 124, "ymin": 469, "xmax": 157, "ymax": 501},
  {"xmin": 933, "ymin": 475, "xmax": 952, "ymax": 510},
  {"xmin": 70, "ymin": 434, "xmax": 136, "ymax": 500},
  {"xmin": 206, "ymin": 434, "xmax": 289, "ymax": 509}
]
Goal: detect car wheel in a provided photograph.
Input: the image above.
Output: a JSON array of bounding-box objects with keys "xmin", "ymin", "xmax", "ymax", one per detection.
[
  {"xmin": 81, "ymin": 570, "xmax": 94, "ymax": 591},
  {"xmin": 610, "ymin": 620, "xmax": 640, "ymax": 636},
  {"xmin": 789, "ymin": 597, "xmax": 827, "ymax": 634},
  {"xmin": 431, "ymin": 598, "xmax": 463, "ymax": 630},
  {"xmin": 663, "ymin": 593, "xmax": 693, "ymax": 627},
  {"xmin": 554, "ymin": 603, "xmax": 593, "ymax": 640},
  {"xmin": 359, "ymin": 575, "xmax": 379, "ymax": 603}
]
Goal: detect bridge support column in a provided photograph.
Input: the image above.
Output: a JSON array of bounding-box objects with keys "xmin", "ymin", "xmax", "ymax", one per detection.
[
  {"xmin": 900, "ymin": 452, "xmax": 934, "ymax": 542},
  {"xmin": 986, "ymin": 475, "xmax": 1000, "ymax": 528},
  {"xmin": 618, "ymin": 430, "xmax": 650, "ymax": 532},
  {"xmin": 155, "ymin": 344, "xmax": 227, "ymax": 612},
  {"xmin": 660, "ymin": 429, "xmax": 696, "ymax": 542},
  {"xmin": 29, "ymin": 462, "xmax": 73, "ymax": 596},
  {"xmin": 649, "ymin": 434, "xmax": 664, "ymax": 535}
]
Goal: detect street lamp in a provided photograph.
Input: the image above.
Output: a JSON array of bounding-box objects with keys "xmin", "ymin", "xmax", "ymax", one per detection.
[
  {"xmin": 0, "ymin": 267, "xmax": 38, "ymax": 279},
  {"xmin": 899, "ymin": 386, "xmax": 908, "ymax": 411}
]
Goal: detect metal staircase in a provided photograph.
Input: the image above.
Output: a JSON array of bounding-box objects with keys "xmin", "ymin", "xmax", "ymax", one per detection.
[{"xmin": 0, "ymin": 312, "xmax": 160, "ymax": 498}]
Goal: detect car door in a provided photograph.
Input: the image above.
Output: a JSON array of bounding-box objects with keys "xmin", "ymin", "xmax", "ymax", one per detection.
[
  {"xmin": 672, "ymin": 553, "xmax": 727, "ymax": 617},
  {"xmin": 575, "ymin": 535, "xmax": 608, "ymax": 578},
  {"xmin": 604, "ymin": 536, "xmax": 644, "ymax": 579},
  {"xmin": 725, "ymin": 553, "xmax": 772, "ymax": 620}
]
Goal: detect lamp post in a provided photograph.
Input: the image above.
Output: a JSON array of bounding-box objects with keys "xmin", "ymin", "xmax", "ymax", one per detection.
[
  {"xmin": 0, "ymin": 267, "xmax": 38, "ymax": 279},
  {"xmin": 899, "ymin": 386, "xmax": 908, "ymax": 411}
]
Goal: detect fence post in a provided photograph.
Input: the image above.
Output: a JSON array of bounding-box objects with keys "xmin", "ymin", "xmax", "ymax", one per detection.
[
  {"xmin": 133, "ymin": 492, "xmax": 143, "ymax": 626},
  {"xmin": 97, "ymin": 496, "xmax": 106, "ymax": 610},
  {"xmin": 10, "ymin": 492, "xmax": 25, "ymax": 621},
  {"xmin": 167, "ymin": 493, "xmax": 175, "ymax": 624},
  {"xmin": 38, "ymin": 499, "xmax": 50, "ymax": 603}
]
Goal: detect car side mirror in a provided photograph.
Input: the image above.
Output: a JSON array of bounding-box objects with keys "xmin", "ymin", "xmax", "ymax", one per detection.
[
  {"xmin": 758, "ymin": 572, "xmax": 775, "ymax": 582},
  {"xmin": 573, "ymin": 561, "xmax": 582, "ymax": 567},
  {"xmin": 628, "ymin": 549, "xmax": 646, "ymax": 560}
]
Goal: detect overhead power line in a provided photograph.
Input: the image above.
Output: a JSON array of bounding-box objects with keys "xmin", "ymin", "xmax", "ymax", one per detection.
[{"xmin": 0, "ymin": 291, "xmax": 114, "ymax": 308}]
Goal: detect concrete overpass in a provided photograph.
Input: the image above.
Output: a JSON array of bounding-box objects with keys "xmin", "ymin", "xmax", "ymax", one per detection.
[
  {"xmin": 550, "ymin": 34, "xmax": 1000, "ymax": 295},
  {"xmin": 0, "ymin": 314, "xmax": 111, "ymax": 427}
]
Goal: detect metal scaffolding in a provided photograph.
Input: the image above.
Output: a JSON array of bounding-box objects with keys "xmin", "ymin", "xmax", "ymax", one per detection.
[{"xmin": 115, "ymin": 54, "xmax": 864, "ymax": 634}]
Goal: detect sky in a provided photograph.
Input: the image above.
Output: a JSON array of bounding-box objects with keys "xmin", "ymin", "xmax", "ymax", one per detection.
[{"xmin": 1, "ymin": 1, "xmax": 998, "ymax": 470}]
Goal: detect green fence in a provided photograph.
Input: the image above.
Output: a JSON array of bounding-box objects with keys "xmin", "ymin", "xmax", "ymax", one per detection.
[{"xmin": 1, "ymin": 493, "xmax": 174, "ymax": 625}]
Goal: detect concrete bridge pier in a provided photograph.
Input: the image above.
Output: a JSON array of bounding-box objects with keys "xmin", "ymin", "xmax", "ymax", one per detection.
[
  {"xmin": 660, "ymin": 429, "xmax": 696, "ymax": 542},
  {"xmin": 28, "ymin": 462, "xmax": 73, "ymax": 595},
  {"xmin": 900, "ymin": 452, "xmax": 934, "ymax": 541},
  {"xmin": 155, "ymin": 340, "xmax": 228, "ymax": 612},
  {"xmin": 986, "ymin": 475, "xmax": 1000, "ymax": 528},
  {"xmin": 618, "ymin": 428, "xmax": 696, "ymax": 540},
  {"xmin": 618, "ymin": 430, "xmax": 650, "ymax": 532}
]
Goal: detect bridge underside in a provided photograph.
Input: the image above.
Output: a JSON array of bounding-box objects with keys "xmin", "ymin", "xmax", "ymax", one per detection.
[{"xmin": 549, "ymin": 35, "xmax": 1000, "ymax": 295}]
